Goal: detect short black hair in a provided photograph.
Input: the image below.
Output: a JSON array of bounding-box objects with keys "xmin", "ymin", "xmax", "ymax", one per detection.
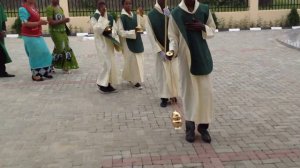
[
  {"xmin": 97, "ymin": 0, "xmax": 105, "ymax": 6},
  {"xmin": 121, "ymin": 0, "xmax": 125, "ymax": 5}
]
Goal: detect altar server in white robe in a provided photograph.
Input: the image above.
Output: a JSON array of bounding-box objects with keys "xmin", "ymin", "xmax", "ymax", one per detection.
[
  {"xmin": 168, "ymin": 0, "xmax": 216, "ymax": 143},
  {"xmin": 117, "ymin": 0, "xmax": 145, "ymax": 90},
  {"xmin": 90, "ymin": 0, "xmax": 119, "ymax": 93},
  {"xmin": 146, "ymin": 0, "xmax": 179, "ymax": 107}
]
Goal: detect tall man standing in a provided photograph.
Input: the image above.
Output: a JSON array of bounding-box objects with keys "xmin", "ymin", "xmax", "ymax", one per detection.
[
  {"xmin": 168, "ymin": 0, "xmax": 216, "ymax": 143},
  {"xmin": 146, "ymin": 0, "xmax": 178, "ymax": 107},
  {"xmin": 0, "ymin": 2, "xmax": 14, "ymax": 78}
]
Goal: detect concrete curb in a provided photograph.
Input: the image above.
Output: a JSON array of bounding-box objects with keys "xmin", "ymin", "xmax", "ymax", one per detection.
[{"xmin": 5, "ymin": 27, "xmax": 300, "ymax": 38}]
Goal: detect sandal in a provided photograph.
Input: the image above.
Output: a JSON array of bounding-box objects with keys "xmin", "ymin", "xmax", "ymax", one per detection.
[
  {"xmin": 44, "ymin": 74, "xmax": 53, "ymax": 79},
  {"xmin": 32, "ymin": 75, "xmax": 44, "ymax": 81}
]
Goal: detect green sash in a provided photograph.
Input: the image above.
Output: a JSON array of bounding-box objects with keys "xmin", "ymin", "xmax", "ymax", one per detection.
[
  {"xmin": 120, "ymin": 14, "xmax": 144, "ymax": 53},
  {"xmin": 0, "ymin": 40, "xmax": 12, "ymax": 64},
  {"xmin": 93, "ymin": 13, "xmax": 121, "ymax": 51},
  {"xmin": 0, "ymin": 4, "xmax": 11, "ymax": 64},
  {"xmin": 0, "ymin": 4, "xmax": 6, "ymax": 32},
  {"xmin": 148, "ymin": 8, "xmax": 169, "ymax": 51},
  {"xmin": 171, "ymin": 4, "xmax": 213, "ymax": 75},
  {"xmin": 93, "ymin": 13, "xmax": 114, "ymax": 27}
]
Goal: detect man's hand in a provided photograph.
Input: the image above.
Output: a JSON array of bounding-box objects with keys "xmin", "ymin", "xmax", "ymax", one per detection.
[
  {"xmin": 163, "ymin": 7, "xmax": 171, "ymax": 17},
  {"xmin": 39, "ymin": 20, "xmax": 48, "ymax": 25},
  {"xmin": 64, "ymin": 18, "xmax": 70, "ymax": 23},
  {"xmin": 0, "ymin": 31, "xmax": 6, "ymax": 38},
  {"xmin": 159, "ymin": 51, "xmax": 167, "ymax": 61},
  {"xmin": 185, "ymin": 20, "xmax": 205, "ymax": 32},
  {"xmin": 103, "ymin": 26, "xmax": 112, "ymax": 36}
]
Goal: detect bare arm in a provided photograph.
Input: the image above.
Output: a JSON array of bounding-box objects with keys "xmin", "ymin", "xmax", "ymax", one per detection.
[
  {"xmin": 47, "ymin": 18, "xmax": 69, "ymax": 26},
  {"xmin": 22, "ymin": 20, "xmax": 48, "ymax": 28}
]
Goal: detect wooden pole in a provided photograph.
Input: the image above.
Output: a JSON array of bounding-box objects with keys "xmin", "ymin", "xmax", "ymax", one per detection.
[
  {"xmin": 164, "ymin": 0, "xmax": 183, "ymax": 130},
  {"xmin": 164, "ymin": 0, "xmax": 168, "ymax": 52}
]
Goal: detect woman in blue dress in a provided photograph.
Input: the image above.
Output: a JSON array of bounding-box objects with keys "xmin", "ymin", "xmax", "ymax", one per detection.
[{"xmin": 19, "ymin": 0, "xmax": 53, "ymax": 81}]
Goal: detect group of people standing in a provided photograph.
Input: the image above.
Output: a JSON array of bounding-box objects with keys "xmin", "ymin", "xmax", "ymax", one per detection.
[
  {"xmin": 91, "ymin": 0, "xmax": 216, "ymax": 143},
  {"xmin": 1, "ymin": 0, "xmax": 216, "ymax": 143},
  {"xmin": 0, "ymin": 0, "xmax": 78, "ymax": 81}
]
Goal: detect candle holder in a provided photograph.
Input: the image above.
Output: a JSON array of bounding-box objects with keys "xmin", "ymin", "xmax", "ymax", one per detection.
[
  {"xmin": 135, "ymin": 25, "xmax": 143, "ymax": 33},
  {"xmin": 166, "ymin": 50, "xmax": 174, "ymax": 57}
]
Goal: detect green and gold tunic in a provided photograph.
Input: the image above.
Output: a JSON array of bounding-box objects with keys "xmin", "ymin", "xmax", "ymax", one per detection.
[{"xmin": 46, "ymin": 5, "xmax": 78, "ymax": 70}]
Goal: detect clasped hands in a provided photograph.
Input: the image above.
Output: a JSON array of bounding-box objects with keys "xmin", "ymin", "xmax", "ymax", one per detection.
[{"xmin": 185, "ymin": 18, "xmax": 205, "ymax": 32}]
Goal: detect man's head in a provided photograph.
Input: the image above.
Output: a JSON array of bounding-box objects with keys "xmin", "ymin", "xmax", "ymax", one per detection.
[
  {"xmin": 157, "ymin": 0, "xmax": 165, "ymax": 9},
  {"xmin": 51, "ymin": 0, "xmax": 59, "ymax": 6},
  {"xmin": 122, "ymin": 0, "xmax": 132, "ymax": 13},
  {"xmin": 137, "ymin": 7, "xmax": 144, "ymax": 16},
  {"xmin": 184, "ymin": 0, "xmax": 195, "ymax": 7},
  {"xmin": 97, "ymin": 0, "xmax": 106, "ymax": 15}
]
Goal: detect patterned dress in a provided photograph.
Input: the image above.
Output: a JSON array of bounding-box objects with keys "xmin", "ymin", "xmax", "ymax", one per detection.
[{"xmin": 46, "ymin": 5, "xmax": 79, "ymax": 71}]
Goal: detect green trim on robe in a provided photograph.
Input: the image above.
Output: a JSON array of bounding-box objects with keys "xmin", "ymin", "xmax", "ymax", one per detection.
[
  {"xmin": 120, "ymin": 14, "xmax": 144, "ymax": 53},
  {"xmin": 93, "ymin": 13, "xmax": 114, "ymax": 27},
  {"xmin": 0, "ymin": 4, "xmax": 11, "ymax": 64},
  {"xmin": 171, "ymin": 4, "xmax": 213, "ymax": 75},
  {"xmin": 0, "ymin": 4, "xmax": 7, "ymax": 32},
  {"xmin": 92, "ymin": 13, "xmax": 121, "ymax": 51},
  {"xmin": 148, "ymin": 8, "xmax": 169, "ymax": 51}
]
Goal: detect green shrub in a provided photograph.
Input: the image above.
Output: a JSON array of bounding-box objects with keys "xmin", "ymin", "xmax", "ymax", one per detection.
[
  {"xmin": 287, "ymin": 8, "xmax": 300, "ymax": 26},
  {"xmin": 110, "ymin": 12, "xmax": 118, "ymax": 21},
  {"xmin": 212, "ymin": 12, "xmax": 219, "ymax": 29}
]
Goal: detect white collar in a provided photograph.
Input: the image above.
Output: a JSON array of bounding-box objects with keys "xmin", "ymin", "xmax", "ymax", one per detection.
[
  {"xmin": 154, "ymin": 1, "xmax": 163, "ymax": 14},
  {"xmin": 121, "ymin": 9, "xmax": 133, "ymax": 17},
  {"xmin": 95, "ymin": 9, "xmax": 107, "ymax": 19},
  {"xmin": 179, "ymin": 0, "xmax": 200, "ymax": 14}
]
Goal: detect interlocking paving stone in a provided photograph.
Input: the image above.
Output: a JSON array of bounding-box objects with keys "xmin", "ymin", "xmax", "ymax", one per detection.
[{"xmin": 0, "ymin": 29, "xmax": 299, "ymax": 168}]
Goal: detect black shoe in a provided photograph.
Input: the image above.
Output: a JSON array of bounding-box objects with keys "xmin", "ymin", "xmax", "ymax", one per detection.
[
  {"xmin": 170, "ymin": 97, "xmax": 177, "ymax": 104},
  {"xmin": 0, "ymin": 73, "xmax": 15, "ymax": 78},
  {"xmin": 108, "ymin": 83, "xmax": 118, "ymax": 93},
  {"xmin": 134, "ymin": 83, "xmax": 143, "ymax": 90},
  {"xmin": 198, "ymin": 125, "xmax": 211, "ymax": 143},
  {"xmin": 160, "ymin": 98, "xmax": 168, "ymax": 107},
  {"xmin": 185, "ymin": 121, "xmax": 195, "ymax": 143},
  {"xmin": 98, "ymin": 85, "xmax": 110, "ymax": 94}
]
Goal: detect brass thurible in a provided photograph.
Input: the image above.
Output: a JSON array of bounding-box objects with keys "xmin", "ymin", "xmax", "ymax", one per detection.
[
  {"xmin": 104, "ymin": 26, "xmax": 112, "ymax": 34},
  {"xmin": 135, "ymin": 25, "xmax": 144, "ymax": 33},
  {"xmin": 171, "ymin": 111, "xmax": 183, "ymax": 130}
]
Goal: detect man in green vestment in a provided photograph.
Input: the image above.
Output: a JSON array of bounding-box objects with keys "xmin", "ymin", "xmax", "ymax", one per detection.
[
  {"xmin": 168, "ymin": 0, "xmax": 216, "ymax": 143},
  {"xmin": 0, "ymin": 2, "xmax": 14, "ymax": 77},
  {"xmin": 146, "ymin": 0, "xmax": 179, "ymax": 107}
]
